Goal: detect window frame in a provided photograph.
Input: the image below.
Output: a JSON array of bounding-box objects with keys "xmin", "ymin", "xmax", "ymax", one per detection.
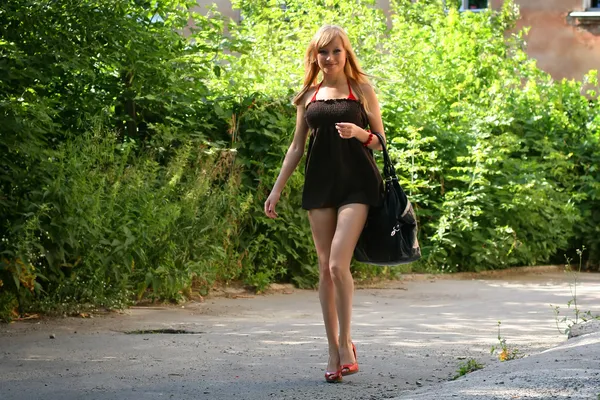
[
  {"xmin": 570, "ymin": 0, "xmax": 600, "ymax": 20},
  {"xmin": 587, "ymin": 0, "xmax": 600, "ymax": 10},
  {"xmin": 459, "ymin": 0, "xmax": 489, "ymax": 13}
]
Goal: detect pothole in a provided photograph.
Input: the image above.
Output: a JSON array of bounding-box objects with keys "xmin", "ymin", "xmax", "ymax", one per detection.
[{"xmin": 124, "ymin": 329, "xmax": 203, "ymax": 334}]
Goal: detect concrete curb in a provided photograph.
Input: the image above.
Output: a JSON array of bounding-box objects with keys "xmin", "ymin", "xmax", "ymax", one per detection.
[{"xmin": 394, "ymin": 327, "xmax": 600, "ymax": 400}]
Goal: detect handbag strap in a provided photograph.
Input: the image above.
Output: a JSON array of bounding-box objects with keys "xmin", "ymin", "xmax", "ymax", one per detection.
[{"xmin": 372, "ymin": 132, "xmax": 397, "ymax": 181}]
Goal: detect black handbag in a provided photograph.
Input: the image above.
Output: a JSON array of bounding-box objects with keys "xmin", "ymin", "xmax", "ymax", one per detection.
[{"xmin": 354, "ymin": 132, "xmax": 421, "ymax": 265}]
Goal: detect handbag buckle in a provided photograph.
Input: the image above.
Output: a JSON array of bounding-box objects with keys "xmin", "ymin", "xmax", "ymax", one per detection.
[{"xmin": 391, "ymin": 223, "xmax": 400, "ymax": 237}]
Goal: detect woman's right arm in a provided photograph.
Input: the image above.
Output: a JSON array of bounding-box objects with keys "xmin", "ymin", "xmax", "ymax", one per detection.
[{"xmin": 264, "ymin": 103, "xmax": 310, "ymax": 218}]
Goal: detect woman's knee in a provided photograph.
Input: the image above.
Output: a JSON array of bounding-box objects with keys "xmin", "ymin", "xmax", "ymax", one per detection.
[
  {"xmin": 328, "ymin": 260, "xmax": 348, "ymax": 283},
  {"xmin": 318, "ymin": 257, "xmax": 332, "ymax": 279}
]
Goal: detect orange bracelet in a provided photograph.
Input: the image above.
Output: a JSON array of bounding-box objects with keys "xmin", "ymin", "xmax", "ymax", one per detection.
[{"xmin": 363, "ymin": 132, "xmax": 373, "ymax": 147}]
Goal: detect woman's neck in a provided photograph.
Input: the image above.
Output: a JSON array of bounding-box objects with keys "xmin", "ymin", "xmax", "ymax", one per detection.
[{"xmin": 321, "ymin": 72, "xmax": 347, "ymax": 87}]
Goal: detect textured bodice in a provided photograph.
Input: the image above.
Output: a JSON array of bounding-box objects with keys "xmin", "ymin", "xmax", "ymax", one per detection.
[
  {"xmin": 301, "ymin": 98, "xmax": 383, "ymax": 210},
  {"xmin": 305, "ymin": 98, "xmax": 368, "ymax": 130}
]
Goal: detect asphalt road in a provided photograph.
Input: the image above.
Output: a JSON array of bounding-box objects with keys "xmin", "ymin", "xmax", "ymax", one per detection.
[{"xmin": 1, "ymin": 268, "xmax": 599, "ymax": 400}]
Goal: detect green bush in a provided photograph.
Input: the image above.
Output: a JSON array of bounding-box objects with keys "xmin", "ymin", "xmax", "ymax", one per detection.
[
  {"xmin": 6, "ymin": 130, "xmax": 246, "ymax": 312},
  {"xmin": 0, "ymin": 0, "xmax": 243, "ymax": 314},
  {"xmin": 222, "ymin": 0, "xmax": 599, "ymax": 272}
]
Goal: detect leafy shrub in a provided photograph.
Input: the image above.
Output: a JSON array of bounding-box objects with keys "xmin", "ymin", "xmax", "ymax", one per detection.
[{"xmin": 222, "ymin": 0, "xmax": 600, "ymax": 273}]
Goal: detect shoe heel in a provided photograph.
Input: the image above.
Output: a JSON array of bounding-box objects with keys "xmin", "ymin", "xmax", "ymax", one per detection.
[
  {"xmin": 325, "ymin": 369, "xmax": 342, "ymax": 383},
  {"xmin": 341, "ymin": 343, "xmax": 359, "ymax": 376}
]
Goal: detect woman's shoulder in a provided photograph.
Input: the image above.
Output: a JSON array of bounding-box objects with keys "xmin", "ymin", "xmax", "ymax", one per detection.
[
  {"xmin": 357, "ymin": 81, "xmax": 375, "ymax": 94},
  {"xmin": 356, "ymin": 81, "xmax": 378, "ymax": 103},
  {"xmin": 301, "ymin": 85, "xmax": 319, "ymax": 107},
  {"xmin": 293, "ymin": 84, "xmax": 317, "ymax": 108}
]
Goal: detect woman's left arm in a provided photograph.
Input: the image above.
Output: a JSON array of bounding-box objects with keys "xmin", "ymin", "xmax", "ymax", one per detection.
[{"xmin": 361, "ymin": 83, "xmax": 385, "ymax": 151}]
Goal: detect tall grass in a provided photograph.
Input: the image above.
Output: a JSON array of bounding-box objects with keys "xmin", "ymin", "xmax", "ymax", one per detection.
[{"xmin": 3, "ymin": 129, "xmax": 247, "ymax": 317}]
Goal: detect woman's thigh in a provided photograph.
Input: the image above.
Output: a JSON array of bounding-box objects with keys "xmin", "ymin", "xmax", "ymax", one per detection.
[
  {"xmin": 330, "ymin": 204, "xmax": 368, "ymax": 268},
  {"xmin": 308, "ymin": 208, "xmax": 337, "ymax": 272}
]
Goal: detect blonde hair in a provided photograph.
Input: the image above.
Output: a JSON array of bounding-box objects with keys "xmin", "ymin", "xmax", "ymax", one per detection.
[{"xmin": 293, "ymin": 25, "xmax": 371, "ymax": 111}]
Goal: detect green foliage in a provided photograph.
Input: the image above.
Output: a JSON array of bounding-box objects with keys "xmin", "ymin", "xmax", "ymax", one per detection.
[
  {"xmin": 376, "ymin": 1, "xmax": 593, "ymax": 272},
  {"xmin": 230, "ymin": 96, "xmax": 319, "ymax": 289},
  {"xmin": 222, "ymin": 0, "xmax": 600, "ymax": 273},
  {"xmin": 552, "ymin": 247, "xmax": 600, "ymax": 336},
  {"xmin": 8, "ymin": 130, "xmax": 244, "ymax": 311},
  {"xmin": 0, "ymin": 0, "xmax": 246, "ymax": 316},
  {"xmin": 213, "ymin": 0, "xmax": 387, "ymax": 98},
  {"xmin": 0, "ymin": 289, "xmax": 18, "ymax": 323},
  {"xmin": 453, "ymin": 358, "xmax": 484, "ymax": 380},
  {"xmin": 490, "ymin": 321, "xmax": 520, "ymax": 361}
]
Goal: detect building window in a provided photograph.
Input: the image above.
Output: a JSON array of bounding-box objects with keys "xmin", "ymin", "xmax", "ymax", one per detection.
[
  {"xmin": 569, "ymin": 0, "xmax": 600, "ymax": 23},
  {"xmin": 588, "ymin": 0, "xmax": 600, "ymax": 10},
  {"xmin": 460, "ymin": 0, "xmax": 488, "ymax": 12}
]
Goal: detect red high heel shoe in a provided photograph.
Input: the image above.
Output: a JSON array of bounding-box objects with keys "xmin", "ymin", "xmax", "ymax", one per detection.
[
  {"xmin": 325, "ymin": 367, "xmax": 342, "ymax": 383},
  {"xmin": 341, "ymin": 343, "xmax": 359, "ymax": 376}
]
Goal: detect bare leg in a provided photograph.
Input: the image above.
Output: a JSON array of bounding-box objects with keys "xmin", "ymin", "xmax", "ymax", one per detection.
[
  {"xmin": 308, "ymin": 208, "xmax": 338, "ymax": 373},
  {"xmin": 330, "ymin": 203, "xmax": 368, "ymax": 366}
]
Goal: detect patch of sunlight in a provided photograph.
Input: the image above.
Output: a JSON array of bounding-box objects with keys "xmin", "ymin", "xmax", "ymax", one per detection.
[
  {"xmin": 260, "ymin": 340, "xmax": 315, "ymax": 345},
  {"xmin": 376, "ymin": 327, "xmax": 406, "ymax": 332},
  {"xmin": 409, "ymin": 304, "xmax": 449, "ymax": 308},
  {"xmin": 388, "ymin": 341, "xmax": 438, "ymax": 347},
  {"xmin": 543, "ymin": 335, "xmax": 600, "ymax": 352},
  {"xmin": 418, "ymin": 323, "xmax": 471, "ymax": 331},
  {"xmin": 459, "ymin": 388, "xmax": 576, "ymax": 398},
  {"xmin": 376, "ymin": 331, "xmax": 402, "ymax": 336},
  {"xmin": 485, "ymin": 282, "xmax": 574, "ymax": 292}
]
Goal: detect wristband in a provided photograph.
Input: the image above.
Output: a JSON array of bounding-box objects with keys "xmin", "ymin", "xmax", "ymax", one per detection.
[{"xmin": 363, "ymin": 131, "xmax": 373, "ymax": 147}]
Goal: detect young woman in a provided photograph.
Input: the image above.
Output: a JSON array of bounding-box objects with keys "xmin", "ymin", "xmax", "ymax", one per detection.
[{"xmin": 264, "ymin": 25, "xmax": 385, "ymax": 383}]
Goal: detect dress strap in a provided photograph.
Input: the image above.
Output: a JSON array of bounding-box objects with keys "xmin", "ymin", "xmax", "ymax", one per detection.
[
  {"xmin": 310, "ymin": 81, "xmax": 357, "ymax": 102},
  {"xmin": 310, "ymin": 82, "xmax": 323, "ymax": 102},
  {"xmin": 347, "ymin": 81, "xmax": 357, "ymax": 100}
]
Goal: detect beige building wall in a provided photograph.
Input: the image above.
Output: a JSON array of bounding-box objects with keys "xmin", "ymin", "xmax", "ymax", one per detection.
[
  {"xmin": 194, "ymin": 0, "xmax": 600, "ymax": 81},
  {"xmin": 505, "ymin": 0, "xmax": 600, "ymax": 81},
  {"xmin": 194, "ymin": 0, "xmax": 240, "ymax": 21},
  {"xmin": 193, "ymin": 0, "xmax": 391, "ymax": 21}
]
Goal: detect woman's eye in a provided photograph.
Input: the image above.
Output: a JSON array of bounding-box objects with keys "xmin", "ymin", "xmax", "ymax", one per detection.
[
  {"xmin": 334, "ymin": 49, "xmax": 341, "ymax": 53},
  {"xmin": 318, "ymin": 50, "xmax": 327, "ymax": 55}
]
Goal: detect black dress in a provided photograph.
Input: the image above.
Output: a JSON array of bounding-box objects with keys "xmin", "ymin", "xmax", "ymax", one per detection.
[{"xmin": 302, "ymin": 84, "xmax": 383, "ymax": 210}]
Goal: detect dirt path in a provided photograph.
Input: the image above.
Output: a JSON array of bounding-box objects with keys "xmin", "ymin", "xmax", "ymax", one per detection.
[{"xmin": 1, "ymin": 269, "xmax": 599, "ymax": 400}]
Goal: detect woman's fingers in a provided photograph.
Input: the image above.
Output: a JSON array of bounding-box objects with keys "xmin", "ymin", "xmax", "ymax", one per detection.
[
  {"xmin": 335, "ymin": 122, "xmax": 356, "ymax": 138},
  {"xmin": 264, "ymin": 199, "xmax": 278, "ymax": 218}
]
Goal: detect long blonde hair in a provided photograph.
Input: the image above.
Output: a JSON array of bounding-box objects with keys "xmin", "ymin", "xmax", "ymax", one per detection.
[{"xmin": 293, "ymin": 25, "xmax": 371, "ymax": 111}]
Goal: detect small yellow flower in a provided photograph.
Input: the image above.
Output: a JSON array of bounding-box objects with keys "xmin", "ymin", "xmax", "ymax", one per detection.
[{"xmin": 499, "ymin": 349, "xmax": 509, "ymax": 361}]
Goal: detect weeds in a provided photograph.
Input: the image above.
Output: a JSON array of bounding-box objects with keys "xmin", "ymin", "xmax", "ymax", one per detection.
[
  {"xmin": 552, "ymin": 247, "xmax": 600, "ymax": 336},
  {"xmin": 453, "ymin": 358, "xmax": 484, "ymax": 380},
  {"xmin": 491, "ymin": 321, "xmax": 520, "ymax": 361}
]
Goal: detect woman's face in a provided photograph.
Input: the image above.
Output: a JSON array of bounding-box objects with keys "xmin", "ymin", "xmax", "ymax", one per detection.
[{"xmin": 316, "ymin": 36, "xmax": 346, "ymax": 76}]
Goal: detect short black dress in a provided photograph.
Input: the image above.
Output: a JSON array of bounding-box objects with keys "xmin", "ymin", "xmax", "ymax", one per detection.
[{"xmin": 302, "ymin": 82, "xmax": 383, "ymax": 210}]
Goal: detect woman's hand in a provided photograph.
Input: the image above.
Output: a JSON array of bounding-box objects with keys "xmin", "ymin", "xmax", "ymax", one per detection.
[
  {"xmin": 264, "ymin": 190, "xmax": 281, "ymax": 219},
  {"xmin": 335, "ymin": 122, "xmax": 364, "ymax": 140}
]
